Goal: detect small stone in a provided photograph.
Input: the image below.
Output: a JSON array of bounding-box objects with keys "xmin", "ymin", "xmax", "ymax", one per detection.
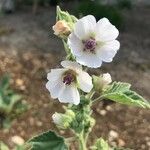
[
  {"xmin": 29, "ymin": 117, "xmax": 34, "ymax": 126},
  {"xmin": 118, "ymin": 138, "xmax": 125, "ymax": 147},
  {"xmin": 106, "ymin": 105, "xmax": 113, "ymax": 111},
  {"xmin": 36, "ymin": 121, "xmax": 43, "ymax": 127},
  {"xmin": 60, "ymin": 130, "xmax": 65, "ymax": 135},
  {"xmin": 11, "ymin": 136, "xmax": 24, "ymax": 145},
  {"xmin": 100, "ymin": 110, "xmax": 107, "ymax": 116},
  {"xmin": 109, "ymin": 130, "xmax": 119, "ymax": 140},
  {"xmin": 16, "ymin": 79, "xmax": 24, "ymax": 86},
  {"xmin": 147, "ymin": 141, "xmax": 150, "ymax": 147}
]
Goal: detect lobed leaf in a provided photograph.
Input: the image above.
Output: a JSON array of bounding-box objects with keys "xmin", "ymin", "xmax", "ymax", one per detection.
[
  {"xmin": 28, "ymin": 130, "xmax": 68, "ymax": 150},
  {"xmin": 101, "ymin": 82, "xmax": 150, "ymax": 108}
]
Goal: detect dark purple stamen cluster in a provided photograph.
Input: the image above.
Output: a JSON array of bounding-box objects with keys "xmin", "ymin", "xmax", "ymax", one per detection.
[
  {"xmin": 63, "ymin": 73, "xmax": 75, "ymax": 85},
  {"xmin": 84, "ymin": 38, "xmax": 96, "ymax": 52}
]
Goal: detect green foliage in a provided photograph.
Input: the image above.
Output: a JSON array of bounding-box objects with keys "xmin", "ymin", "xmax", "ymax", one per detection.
[
  {"xmin": 0, "ymin": 75, "xmax": 22, "ymax": 115},
  {"xmin": 28, "ymin": 130, "xmax": 68, "ymax": 150},
  {"xmin": 0, "ymin": 141, "xmax": 9, "ymax": 150},
  {"xmin": 91, "ymin": 138, "xmax": 109, "ymax": 150},
  {"xmin": 75, "ymin": 0, "xmax": 123, "ymax": 29},
  {"xmin": 0, "ymin": 75, "xmax": 28, "ymax": 128},
  {"xmin": 101, "ymin": 82, "xmax": 150, "ymax": 108},
  {"xmin": 116, "ymin": 0, "xmax": 132, "ymax": 10}
]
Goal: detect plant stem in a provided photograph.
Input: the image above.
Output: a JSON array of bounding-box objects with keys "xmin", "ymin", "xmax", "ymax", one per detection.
[
  {"xmin": 78, "ymin": 132, "xmax": 87, "ymax": 150},
  {"xmin": 92, "ymin": 95, "xmax": 104, "ymax": 103}
]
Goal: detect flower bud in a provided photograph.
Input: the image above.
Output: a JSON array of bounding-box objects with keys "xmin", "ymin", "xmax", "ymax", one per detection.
[
  {"xmin": 52, "ymin": 110, "xmax": 75, "ymax": 129},
  {"xmin": 102, "ymin": 73, "xmax": 112, "ymax": 85},
  {"xmin": 93, "ymin": 73, "xmax": 112, "ymax": 92},
  {"xmin": 52, "ymin": 20, "xmax": 71, "ymax": 38},
  {"xmin": 52, "ymin": 112, "xmax": 63, "ymax": 126}
]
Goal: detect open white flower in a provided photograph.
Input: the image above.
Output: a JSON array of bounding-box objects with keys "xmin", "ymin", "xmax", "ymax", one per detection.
[
  {"xmin": 68, "ymin": 15, "xmax": 120, "ymax": 68},
  {"xmin": 46, "ymin": 60, "xmax": 93, "ymax": 105}
]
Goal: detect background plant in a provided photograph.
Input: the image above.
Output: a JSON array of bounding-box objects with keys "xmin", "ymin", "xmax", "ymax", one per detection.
[{"xmin": 0, "ymin": 75, "xmax": 28, "ymax": 129}]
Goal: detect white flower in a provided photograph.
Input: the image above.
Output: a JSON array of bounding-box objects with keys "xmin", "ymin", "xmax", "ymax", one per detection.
[
  {"xmin": 102, "ymin": 73, "xmax": 112, "ymax": 85},
  {"xmin": 46, "ymin": 60, "xmax": 93, "ymax": 105},
  {"xmin": 68, "ymin": 15, "xmax": 120, "ymax": 68}
]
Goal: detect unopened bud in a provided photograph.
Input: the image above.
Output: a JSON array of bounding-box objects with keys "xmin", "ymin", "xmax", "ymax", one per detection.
[
  {"xmin": 93, "ymin": 73, "xmax": 112, "ymax": 92},
  {"xmin": 53, "ymin": 20, "xmax": 71, "ymax": 38},
  {"xmin": 52, "ymin": 112, "xmax": 62, "ymax": 126},
  {"xmin": 52, "ymin": 110, "xmax": 75, "ymax": 129},
  {"xmin": 102, "ymin": 73, "xmax": 112, "ymax": 85}
]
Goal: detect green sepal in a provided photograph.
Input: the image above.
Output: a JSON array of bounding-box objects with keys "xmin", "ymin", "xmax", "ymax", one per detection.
[
  {"xmin": 28, "ymin": 130, "xmax": 68, "ymax": 150},
  {"xmin": 56, "ymin": 6, "xmax": 78, "ymax": 24}
]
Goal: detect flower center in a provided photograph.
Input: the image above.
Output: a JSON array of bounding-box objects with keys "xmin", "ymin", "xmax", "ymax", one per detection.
[
  {"xmin": 63, "ymin": 71, "xmax": 76, "ymax": 85},
  {"xmin": 83, "ymin": 38, "xmax": 96, "ymax": 52}
]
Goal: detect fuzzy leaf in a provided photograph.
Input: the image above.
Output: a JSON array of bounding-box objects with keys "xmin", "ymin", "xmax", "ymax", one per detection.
[
  {"xmin": 102, "ymin": 82, "xmax": 150, "ymax": 108},
  {"xmin": 28, "ymin": 130, "xmax": 68, "ymax": 150}
]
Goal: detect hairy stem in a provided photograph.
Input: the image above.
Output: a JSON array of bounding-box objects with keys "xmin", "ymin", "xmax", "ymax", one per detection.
[{"xmin": 78, "ymin": 131, "xmax": 87, "ymax": 150}]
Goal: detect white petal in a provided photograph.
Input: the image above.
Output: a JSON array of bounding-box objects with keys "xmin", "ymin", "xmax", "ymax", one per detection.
[
  {"xmin": 46, "ymin": 79, "xmax": 64, "ymax": 99},
  {"xmin": 58, "ymin": 85, "xmax": 80, "ymax": 105},
  {"xmin": 96, "ymin": 18, "xmax": 119, "ymax": 42},
  {"xmin": 68, "ymin": 32, "xmax": 83, "ymax": 56},
  {"xmin": 47, "ymin": 69, "xmax": 65, "ymax": 81},
  {"xmin": 61, "ymin": 60, "xmax": 82, "ymax": 70},
  {"xmin": 96, "ymin": 40, "xmax": 120, "ymax": 62},
  {"xmin": 74, "ymin": 15, "xmax": 96, "ymax": 39},
  {"xmin": 77, "ymin": 71, "xmax": 93, "ymax": 93},
  {"xmin": 76, "ymin": 53, "xmax": 102, "ymax": 68}
]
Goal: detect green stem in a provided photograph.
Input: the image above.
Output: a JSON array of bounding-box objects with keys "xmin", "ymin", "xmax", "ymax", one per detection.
[
  {"xmin": 78, "ymin": 132, "xmax": 87, "ymax": 150},
  {"xmin": 92, "ymin": 95, "xmax": 104, "ymax": 103}
]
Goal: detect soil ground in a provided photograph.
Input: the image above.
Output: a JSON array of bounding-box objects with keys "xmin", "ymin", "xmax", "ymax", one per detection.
[{"xmin": 0, "ymin": 5, "xmax": 150, "ymax": 150}]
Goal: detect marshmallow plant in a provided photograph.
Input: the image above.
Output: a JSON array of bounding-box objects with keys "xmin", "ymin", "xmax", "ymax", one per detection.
[{"xmin": 28, "ymin": 7, "xmax": 150, "ymax": 150}]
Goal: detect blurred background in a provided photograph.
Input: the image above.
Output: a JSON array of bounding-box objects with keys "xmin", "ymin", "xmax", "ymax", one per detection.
[{"xmin": 0, "ymin": 0, "xmax": 150, "ymax": 149}]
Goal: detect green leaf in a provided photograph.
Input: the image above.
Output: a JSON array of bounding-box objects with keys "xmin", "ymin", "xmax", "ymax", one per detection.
[
  {"xmin": 0, "ymin": 94, "xmax": 22, "ymax": 114},
  {"xmin": 91, "ymin": 138, "xmax": 109, "ymax": 150},
  {"xmin": 0, "ymin": 75, "xmax": 10, "ymax": 91},
  {"xmin": 28, "ymin": 130, "xmax": 68, "ymax": 150},
  {"xmin": 102, "ymin": 82, "xmax": 150, "ymax": 108},
  {"xmin": 0, "ymin": 141, "xmax": 9, "ymax": 150}
]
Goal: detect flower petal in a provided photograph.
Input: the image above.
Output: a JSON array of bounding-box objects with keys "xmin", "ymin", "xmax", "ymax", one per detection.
[
  {"xmin": 47, "ymin": 69, "xmax": 65, "ymax": 81},
  {"xmin": 96, "ymin": 40, "xmax": 120, "ymax": 62},
  {"xmin": 68, "ymin": 32, "xmax": 83, "ymax": 56},
  {"xmin": 46, "ymin": 79, "xmax": 64, "ymax": 99},
  {"xmin": 58, "ymin": 85, "xmax": 80, "ymax": 105},
  {"xmin": 76, "ymin": 53, "xmax": 102, "ymax": 68},
  {"xmin": 61, "ymin": 60, "xmax": 82, "ymax": 70},
  {"xmin": 96, "ymin": 18, "xmax": 119, "ymax": 42},
  {"xmin": 74, "ymin": 15, "xmax": 96, "ymax": 39},
  {"xmin": 77, "ymin": 71, "xmax": 93, "ymax": 93}
]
